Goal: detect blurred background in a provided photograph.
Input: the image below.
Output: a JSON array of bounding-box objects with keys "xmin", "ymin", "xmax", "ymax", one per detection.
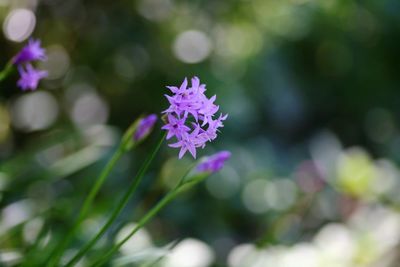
[{"xmin": 1, "ymin": 0, "xmax": 400, "ymax": 266}]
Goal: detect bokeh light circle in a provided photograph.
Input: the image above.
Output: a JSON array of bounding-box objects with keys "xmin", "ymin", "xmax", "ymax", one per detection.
[
  {"xmin": 173, "ymin": 30, "xmax": 212, "ymax": 64},
  {"xmin": 3, "ymin": 9, "xmax": 36, "ymax": 42},
  {"xmin": 10, "ymin": 91, "xmax": 59, "ymax": 132}
]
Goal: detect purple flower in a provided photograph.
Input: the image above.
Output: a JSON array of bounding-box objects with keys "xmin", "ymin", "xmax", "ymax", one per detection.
[
  {"xmin": 161, "ymin": 114, "xmax": 190, "ymax": 140},
  {"xmin": 168, "ymin": 125, "xmax": 202, "ymax": 159},
  {"xmin": 17, "ymin": 64, "xmax": 48, "ymax": 91},
  {"xmin": 12, "ymin": 38, "xmax": 47, "ymax": 65},
  {"xmin": 134, "ymin": 114, "xmax": 157, "ymax": 141},
  {"xmin": 166, "ymin": 77, "xmax": 188, "ymax": 94},
  {"xmin": 197, "ymin": 151, "xmax": 231, "ymax": 173},
  {"xmin": 162, "ymin": 77, "xmax": 227, "ymax": 159},
  {"xmin": 11, "ymin": 38, "xmax": 48, "ymax": 91}
]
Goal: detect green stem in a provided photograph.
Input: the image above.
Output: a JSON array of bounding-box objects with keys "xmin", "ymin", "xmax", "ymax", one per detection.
[
  {"xmin": 21, "ymin": 220, "xmax": 50, "ymax": 267},
  {"xmin": 0, "ymin": 61, "xmax": 14, "ymax": 82},
  {"xmin": 138, "ymin": 239, "xmax": 181, "ymax": 267},
  {"xmin": 64, "ymin": 133, "xmax": 166, "ymax": 267},
  {"xmin": 93, "ymin": 189, "xmax": 179, "ymax": 267},
  {"xmin": 47, "ymin": 146, "xmax": 125, "ymax": 266},
  {"xmin": 90, "ymin": 167, "xmax": 201, "ymax": 267}
]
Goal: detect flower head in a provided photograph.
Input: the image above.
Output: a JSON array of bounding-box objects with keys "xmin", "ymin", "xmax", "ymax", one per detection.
[
  {"xmin": 197, "ymin": 151, "xmax": 231, "ymax": 173},
  {"xmin": 133, "ymin": 114, "xmax": 157, "ymax": 142},
  {"xmin": 162, "ymin": 77, "xmax": 227, "ymax": 159},
  {"xmin": 13, "ymin": 38, "xmax": 47, "ymax": 65},
  {"xmin": 17, "ymin": 64, "xmax": 48, "ymax": 91}
]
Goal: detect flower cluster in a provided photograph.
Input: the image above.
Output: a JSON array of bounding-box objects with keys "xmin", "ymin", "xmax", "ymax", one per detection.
[
  {"xmin": 197, "ymin": 151, "xmax": 231, "ymax": 173},
  {"xmin": 162, "ymin": 77, "xmax": 227, "ymax": 159},
  {"xmin": 12, "ymin": 38, "xmax": 48, "ymax": 91}
]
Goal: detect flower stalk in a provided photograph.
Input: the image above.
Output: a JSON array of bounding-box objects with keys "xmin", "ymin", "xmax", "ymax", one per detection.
[
  {"xmin": 46, "ymin": 147, "xmax": 125, "ymax": 267},
  {"xmin": 0, "ymin": 61, "xmax": 13, "ymax": 82},
  {"xmin": 90, "ymin": 168, "xmax": 209, "ymax": 267},
  {"xmin": 63, "ymin": 132, "xmax": 166, "ymax": 267},
  {"xmin": 46, "ymin": 115, "xmax": 157, "ymax": 266},
  {"xmin": 90, "ymin": 151, "xmax": 231, "ymax": 265}
]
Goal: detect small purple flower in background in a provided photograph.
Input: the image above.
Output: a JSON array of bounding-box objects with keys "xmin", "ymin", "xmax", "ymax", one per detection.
[
  {"xmin": 134, "ymin": 114, "xmax": 157, "ymax": 142},
  {"xmin": 162, "ymin": 76, "xmax": 227, "ymax": 159},
  {"xmin": 197, "ymin": 151, "xmax": 231, "ymax": 173},
  {"xmin": 17, "ymin": 64, "xmax": 48, "ymax": 91},
  {"xmin": 12, "ymin": 38, "xmax": 47, "ymax": 65},
  {"xmin": 12, "ymin": 38, "xmax": 47, "ymax": 91}
]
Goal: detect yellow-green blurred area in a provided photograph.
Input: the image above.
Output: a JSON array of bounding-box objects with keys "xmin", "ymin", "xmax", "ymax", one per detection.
[{"xmin": 1, "ymin": 0, "xmax": 400, "ymax": 266}]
